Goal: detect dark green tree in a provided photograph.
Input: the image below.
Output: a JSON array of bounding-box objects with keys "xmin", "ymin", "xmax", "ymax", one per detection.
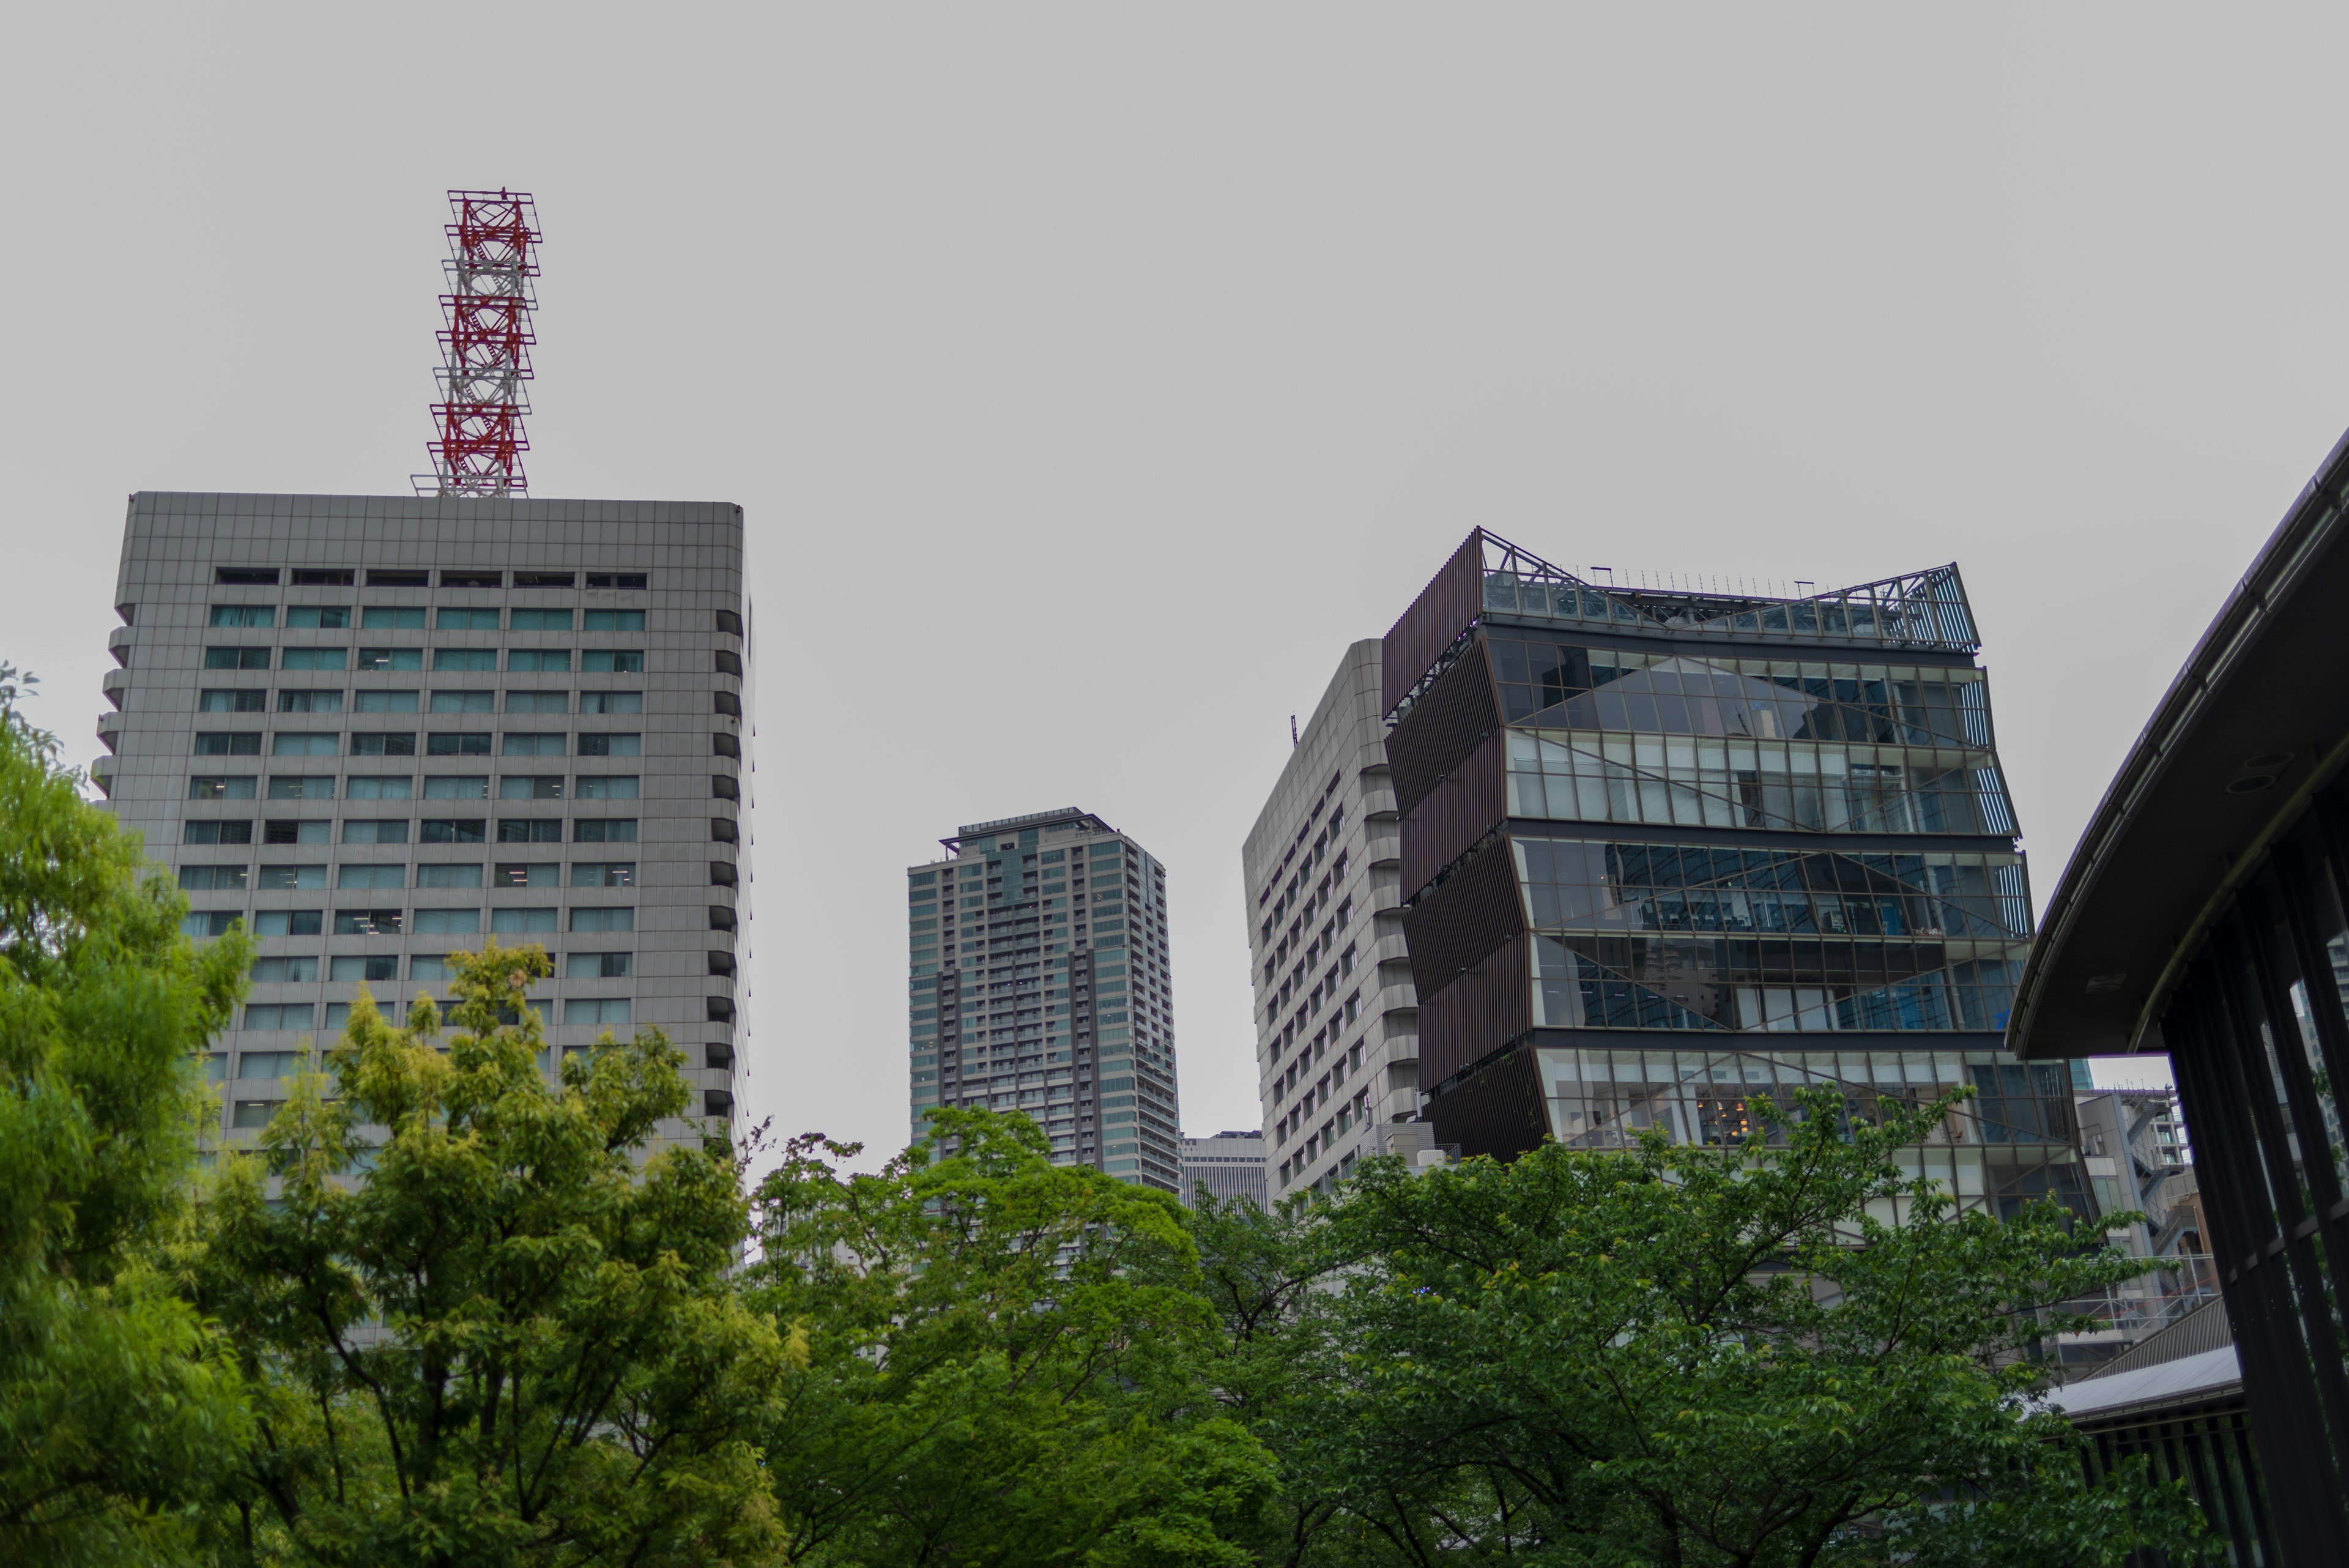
[
  {"xmin": 193, "ymin": 943, "xmax": 792, "ymax": 1567},
  {"xmin": 1183, "ymin": 1187, "xmax": 1563, "ymax": 1568},
  {"xmin": 744, "ymin": 1108, "xmax": 1276, "ymax": 1567},
  {"xmin": 0, "ymin": 654, "xmax": 2232, "ymax": 1566},
  {"xmin": 0, "ymin": 666, "xmax": 253, "ymax": 1564},
  {"xmin": 1283, "ymin": 1088, "xmax": 2215, "ymax": 1566}
]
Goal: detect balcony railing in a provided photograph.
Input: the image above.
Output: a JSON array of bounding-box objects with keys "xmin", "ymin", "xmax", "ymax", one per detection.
[{"xmin": 2050, "ymin": 1253, "xmax": 2222, "ymax": 1343}]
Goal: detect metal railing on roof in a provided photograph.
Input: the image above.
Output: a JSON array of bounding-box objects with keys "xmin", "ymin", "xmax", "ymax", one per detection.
[{"xmin": 1477, "ymin": 532, "xmax": 1980, "ymax": 653}]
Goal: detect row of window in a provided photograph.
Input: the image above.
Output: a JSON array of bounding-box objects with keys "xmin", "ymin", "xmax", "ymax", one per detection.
[
  {"xmin": 210, "ymin": 605, "xmax": 649, "ymax": 631},
  {"xmin": 251, "ymin": 951, "xmax": 636, "ymax": 983},
  {"xmin": 191, "ymin": 771, "xmax": 646, "ymax": 800},
  {"xmin": 222, "ymin": 774, "xmax": 639, "ymax": 800},
  {"xmin": 185, "ymin": 685, "xmax": 746, "ymax": 735},
  {"xmin": 213, "ymin": 567, "xmax": 654, "ymax": 592},
  {"xmin": 1535, "ymin": 1052, "xmax": 2073, "ymax": 1152},
  {"xmin": 1516, "ymin": 839, "xmax": 2032, "ymax": 942},
  {"xmin": 179, "ymin": 862, "xmax": 637, "ymax": 890},
  {"xmin": 1504, "ymin": 730, "xmax": 2016, "ymax": 838},
  {"xmin": 188, "ymin": 775, "xmax": 738, "ymax": 809},
  {"xmin": 196, "ymin": 719, "xmax": 650, "ymax": 754},
  {"xmin": 197, "ymin": 690, "xmax": 653, "ymax": 722},
  {"xmin": 217, "ymin": 1048, "xmax": 737, "ymax": 1128},
  {"xmin": 185, "ymin": 902, "xmax": 738, "ymax": 939},
  {"xmin": 183, "ymin": 906, "xmax": 637, "ymax": 937},
  {"xmin": 239, "ymin": 997, "xmax": 640, "ymax": 1031},
  {"xmin": 191, "ymin": 689, "xmax": 669, "ymax": 719},
  {"xmin": 187, "ymin": 817, "xmax": 642, "ymax": 844},
  {"xmin": 1531, "ymin": 933, "xmax": 2021, "ymax": 1034},
  {"xmin": 1479, "ymin": 638, "xmax": 1992, "ymax": 738},
  {"xmin": 206, "ymin": 646, "xmax": 661, "ymax": 672}
]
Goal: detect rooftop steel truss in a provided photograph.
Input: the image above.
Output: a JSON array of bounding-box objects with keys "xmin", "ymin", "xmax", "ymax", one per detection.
[
  {"xmin": 1477, "ymin": 530, "xmax": 1980, "ymax": 653},
  {"xmin": 414, "ymin": 189, "xmax": 541, "ymax": 498}
]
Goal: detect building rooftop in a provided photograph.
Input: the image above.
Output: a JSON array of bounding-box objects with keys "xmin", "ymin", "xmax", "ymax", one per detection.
[
  {"xmin": 1482, "ymin": 531, "xmax": 1976, "ymax": 647},
  {"xmin": 2042, "ymin": 1346, "xmax": 2241, "ymax": 1421},
  {"xmin": 2009, "ymin": 422, "xmax": 2349, "ymax": 1060},
  {"xmin": 941, "ymin": 808, "xmax": 1117, "ymax": 852},
  {"xmin": 1386, "ymin": 529, "xmax": 1980, "ymax": 718}
]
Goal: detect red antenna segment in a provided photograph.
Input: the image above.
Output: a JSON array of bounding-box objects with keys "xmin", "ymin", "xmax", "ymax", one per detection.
[{"xmin": 415, "ymin": 189, "xmax": 541, "ymax": 497}]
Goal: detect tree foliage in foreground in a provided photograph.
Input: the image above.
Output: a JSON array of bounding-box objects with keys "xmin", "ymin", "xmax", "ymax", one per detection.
[
  {"xmin": 1189, "ymin": 1089, "xmax": 2217, "ymax": 1566},
  {"xmin": 744, "ymin": 1109, "xmax": 1274, "ymax": 1567},
  {"xmin": 0, "ymin": 672, "xmax": 2222, "ymax": 1566},
  {"xmin": 0, "ymin": 671, "xmax": 251, "ymax": 1566},
  {"xmin": 191, "ymin": 946, "xmax": 794, "ymax": 1567}
]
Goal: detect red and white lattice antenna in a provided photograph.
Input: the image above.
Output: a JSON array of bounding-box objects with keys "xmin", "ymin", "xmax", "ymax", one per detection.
[{"xmin": 414, "ymin": 189, "xmax": 541, "ymax": 497}]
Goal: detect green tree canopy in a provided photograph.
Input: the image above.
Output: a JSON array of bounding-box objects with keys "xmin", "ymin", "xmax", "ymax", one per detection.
[
  {"xmin": 744, "ymin": 1109, "xmax": 1276, "ymax": 1567},
  {"xmin": 193, "ymin": 944, "xmax": 792, "ymax": 1568},
  {"xmin": 0, "ymin": 659, "xmax": 2227, "ymax": 1566},
  {"xmin": 1183, "ymin": 1088, "xmax": 2214, "ymax": 1567},
  {"xmin": 0, "ymin": 670, "xmax": 252, "ymax": 1564}
]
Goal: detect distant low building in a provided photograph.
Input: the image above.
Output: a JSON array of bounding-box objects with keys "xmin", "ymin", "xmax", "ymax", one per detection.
[
  {"xmin": 2074, "ymin": 1086, "xmax": 2191, "ymax": 1257},
  {"xmin": 2063, "ymin": 1087, "xmax": 2218, "ymax": 1376},
  {"xmin": 1179, "ymin": 1129, "xmax": 1267, "ymax": 1209}
]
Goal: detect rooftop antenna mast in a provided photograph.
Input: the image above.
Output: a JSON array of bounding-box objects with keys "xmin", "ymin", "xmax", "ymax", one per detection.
[{"xmin": 414, "ymin": 188, "xmax": 541, "ymax": 497}]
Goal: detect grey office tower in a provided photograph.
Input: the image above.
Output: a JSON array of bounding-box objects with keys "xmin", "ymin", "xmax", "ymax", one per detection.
[{"xmin": 94, "ymin": 492, "xmax": 752, "ymax": 1153}]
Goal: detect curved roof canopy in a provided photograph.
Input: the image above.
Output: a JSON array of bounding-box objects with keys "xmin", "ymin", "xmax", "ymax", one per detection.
[{"xmin": 2010, "ymin": 424, "xmax": 2349, "ymax": 1059}]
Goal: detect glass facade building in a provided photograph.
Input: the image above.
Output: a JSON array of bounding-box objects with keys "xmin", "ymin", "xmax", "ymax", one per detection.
[
  {"xmin": 1387, "ymin": 530, "xmax": 2088, "ymax": 1217},
  {"xmin": 907, "ymin": 808, "xmax": 1179, "ymax": 1191}
]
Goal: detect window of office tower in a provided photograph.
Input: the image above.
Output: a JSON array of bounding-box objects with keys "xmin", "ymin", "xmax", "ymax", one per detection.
[
  {"xmin": 1516, "ymin": 838, "xmax": 2032, "ymax": 1035},
  {"xmin": 1477, "ymin": 608, "xmax": 2028, "ymax": 1038},
  {"xmin": 1491, "ymin": 650, "xmax": 2011, "ymax": 837}
]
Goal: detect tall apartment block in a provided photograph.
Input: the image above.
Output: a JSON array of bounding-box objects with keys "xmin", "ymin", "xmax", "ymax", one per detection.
[
  {"xmin": 1244, "ymin": 641, "xmax": 1425, "ymax": 1198},
  {"xmin": 906, "ymin": 808, "xmax": 1179, "ymax": 1190},
  {"xmin": 1379, "ymin": 530, "xmax": 2091, "ymax": 1217},
  {"xmin": 93, "ymin": 492, "xmax": 752, "ymax": 1151}
]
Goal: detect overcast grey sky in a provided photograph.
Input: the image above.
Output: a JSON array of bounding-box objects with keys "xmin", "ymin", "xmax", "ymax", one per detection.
[{"xmin": 7, "ymin": 6, "xmax": 2331, "ymax": 1149}]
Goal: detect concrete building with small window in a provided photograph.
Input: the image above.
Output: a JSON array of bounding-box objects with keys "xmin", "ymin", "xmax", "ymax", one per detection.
[
  {"xmin": 1244, "ymin": 641, "xmax": 1426, "ymax": 1200},
  {"xmin": 905, "ymin": 808, "xmax": 1179, "ymax": 1190},
  {"xmin": 92, "ymin": 492, "xmax": 753, "ymax": 1152},
  {"xmin": 1179, "ymin": 1129, "xmax": 1269, "ymax": 1209}
]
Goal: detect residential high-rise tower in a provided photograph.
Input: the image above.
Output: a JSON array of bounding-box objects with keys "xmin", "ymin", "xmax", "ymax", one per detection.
[
  {"xmin": 907, "ymin": 808, "xmax": 1178, "ymax": 1189},
  {"xmin": 93, "ymin": 492, "xmax": 752, "ymax": 1153}
]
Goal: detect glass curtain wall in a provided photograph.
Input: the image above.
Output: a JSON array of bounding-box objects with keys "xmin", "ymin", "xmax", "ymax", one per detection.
[{"xmin": 1478, "ymin": 582, "xmax": 2083, "ymax": 1219}]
